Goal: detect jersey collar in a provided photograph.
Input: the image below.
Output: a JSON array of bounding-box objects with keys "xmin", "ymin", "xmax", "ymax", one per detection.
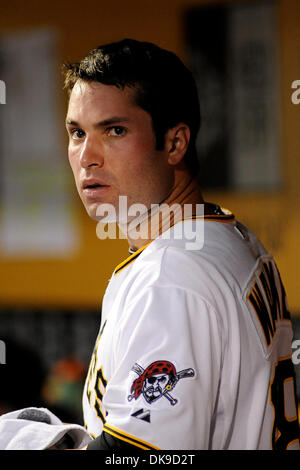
[
  {"xmin": 113, "ymin": 242, "xmax": 152, "ymax": 276},
  {"xmin": 113, "ymin": 203, "xmax": 234, "ymax": 276}
]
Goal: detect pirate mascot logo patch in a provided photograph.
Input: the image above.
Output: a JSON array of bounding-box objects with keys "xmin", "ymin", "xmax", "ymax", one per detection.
[{"xmin": 128, "ymin": 361, "xmax": 195, "ymax": 406}]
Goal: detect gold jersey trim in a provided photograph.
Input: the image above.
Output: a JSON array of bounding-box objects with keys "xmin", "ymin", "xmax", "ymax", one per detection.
[
  {"xmin": 113, "ymin": 204, "xmax": 235, "ymax": 276},
  {"xmin": 103, "ymin": 423, "xmax": 160, "ymax": 450},
  {"xmin": 114, "ymin": 242, "xmax": 152, "ymax": 275}
]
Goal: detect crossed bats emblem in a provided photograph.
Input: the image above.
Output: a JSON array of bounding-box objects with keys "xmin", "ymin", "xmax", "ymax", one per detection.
[{"xmin": 127, "ymin": 360, "xmax": 195, "ymax": 406}]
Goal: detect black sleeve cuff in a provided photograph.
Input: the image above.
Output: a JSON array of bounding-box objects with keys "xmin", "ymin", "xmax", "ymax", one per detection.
[{"xmin": 86, "ymin": 431, "xmax": 140, "ymax": 450}]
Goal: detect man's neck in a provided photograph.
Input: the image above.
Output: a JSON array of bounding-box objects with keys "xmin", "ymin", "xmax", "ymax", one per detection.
[{"xmin": 121, "ymin": 168, "xmax": 204, "ymax": 252}]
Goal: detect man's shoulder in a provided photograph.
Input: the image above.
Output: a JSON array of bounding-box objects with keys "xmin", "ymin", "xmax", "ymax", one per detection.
[{"xmin": 130, "ymin": 217, "xmax": 268, "ymax": 296}]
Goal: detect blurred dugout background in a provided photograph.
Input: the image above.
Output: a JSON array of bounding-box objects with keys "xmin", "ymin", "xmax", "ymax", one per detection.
[{"xmin": 0, "ymin": 0, "xmax": 300, "ymax": 425}]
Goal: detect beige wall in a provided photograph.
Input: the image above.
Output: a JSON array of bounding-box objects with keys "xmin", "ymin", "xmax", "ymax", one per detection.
[{"xmin": 0, "ymin": 0, "xmax": 299, "ymax": 312}]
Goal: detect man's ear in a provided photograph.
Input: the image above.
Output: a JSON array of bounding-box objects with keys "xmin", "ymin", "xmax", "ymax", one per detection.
[{"xmin": 166, "ymin": 124, "xmax": 191, "ymax": 165}]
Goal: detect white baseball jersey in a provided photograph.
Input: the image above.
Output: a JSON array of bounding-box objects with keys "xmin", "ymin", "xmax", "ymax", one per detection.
[{"xmin": 82, "ymin": 204, "xmax": 299, "ymax": 450}]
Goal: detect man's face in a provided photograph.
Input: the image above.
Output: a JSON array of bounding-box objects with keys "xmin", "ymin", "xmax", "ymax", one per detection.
[{"xmin": 66, "ymin": 80, "xmax": 174, "ymax": 221}]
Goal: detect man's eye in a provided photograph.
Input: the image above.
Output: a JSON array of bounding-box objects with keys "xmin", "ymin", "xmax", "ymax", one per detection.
[
  {"xmin": 107, "ymin": 126, "xmax": 127, "ymax": 137},
  {"xmin": 70, "ymin": 129, "xmax": 85, "ymax": 140}
]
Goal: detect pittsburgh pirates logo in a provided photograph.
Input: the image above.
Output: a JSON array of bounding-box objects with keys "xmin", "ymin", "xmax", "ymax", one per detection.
[{"xmin": 128, "ymin": 360, "xmax": 195, "ymax": 406}]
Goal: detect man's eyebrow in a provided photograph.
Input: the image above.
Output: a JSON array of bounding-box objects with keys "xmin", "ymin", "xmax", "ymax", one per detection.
[{"xmin": 65, "ymin": 116, "xmax": 130, "ymax": 127}]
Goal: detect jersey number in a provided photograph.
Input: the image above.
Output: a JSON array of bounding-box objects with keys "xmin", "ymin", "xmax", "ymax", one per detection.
[
  {"xmin": 86, "ymin": 321, "xmax": 108, "ymax": 424},
  {"xmin": 270, "ymin": 357, "xmax": 299, "ymax": 449}
]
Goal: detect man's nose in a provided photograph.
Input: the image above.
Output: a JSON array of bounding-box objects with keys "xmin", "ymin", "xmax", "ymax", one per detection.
[{"xmin": 79, "ymin": 136, "xmax": 104, "ymax": 168}]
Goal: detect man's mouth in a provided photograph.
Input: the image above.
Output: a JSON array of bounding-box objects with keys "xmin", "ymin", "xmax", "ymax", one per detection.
[
  {"xmin": 82, "ymin": 180, "xmax": 111, "ymax": 197},
  {"xmin": 85, "ymin": 183, "xmax": 104, "ymax": 189}
]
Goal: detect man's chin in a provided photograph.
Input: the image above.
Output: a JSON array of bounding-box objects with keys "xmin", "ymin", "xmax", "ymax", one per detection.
[
  {"xmin": 87, "ymin": 212, "xmax": 118, "ymax": 223},
  {"xmin": 85, "ymin": 205, "xmax": 118, "ymax": 223}
]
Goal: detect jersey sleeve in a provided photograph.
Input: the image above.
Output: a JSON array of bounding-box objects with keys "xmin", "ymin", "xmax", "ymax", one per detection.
[{"xmin": 99, "ymin": 284, "xmax": 224, "ymax": 450}]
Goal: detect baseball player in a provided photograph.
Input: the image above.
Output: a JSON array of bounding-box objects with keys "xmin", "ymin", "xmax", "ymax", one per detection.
[{"xmin": 63, "ymin": 39, "xmax": 299, "ymax": 450}]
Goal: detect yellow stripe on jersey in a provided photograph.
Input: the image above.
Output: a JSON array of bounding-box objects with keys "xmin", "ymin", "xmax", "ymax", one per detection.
[
  {"xmin": 103, "ymin": 423, "xmax": 160, "ymax": 450},
  {"xmin": 184, "ymin": 207, "xmax": 235, "ymax": 223},
  {"xmin": 113, "ymin": 206, "xmax": 235, "ymax": 276},
  {"xmin": 185, "ymin": 214, "xmax": 235, "ymax": 223},
  {"xmin": 114, "ymin": 242, "xmax": 152, "ymax": 276}
]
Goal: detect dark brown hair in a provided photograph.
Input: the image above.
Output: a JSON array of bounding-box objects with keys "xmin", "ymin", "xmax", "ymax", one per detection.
[{"xmin": 63, "ymin": 38, "xmax": 201, "ymax": 174}]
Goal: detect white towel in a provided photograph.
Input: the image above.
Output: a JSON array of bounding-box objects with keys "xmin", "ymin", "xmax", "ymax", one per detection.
[{"xmin": 0, "ymin": 407, "xmax": 93, "ymax": 450}]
